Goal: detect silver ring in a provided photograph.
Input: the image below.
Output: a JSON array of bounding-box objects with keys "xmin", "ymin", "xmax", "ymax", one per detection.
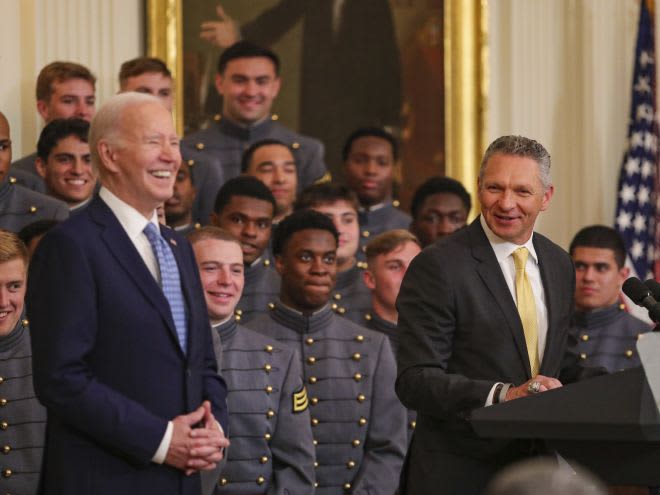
[{"xmin": 527, "ymin": 381, "xmax": 541, "ymax": 394}]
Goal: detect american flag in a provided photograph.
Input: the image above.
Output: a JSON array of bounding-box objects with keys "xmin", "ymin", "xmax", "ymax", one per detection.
[{"xmin": 615, "ymin": 0, "xmax": 659, "ymax": 283}]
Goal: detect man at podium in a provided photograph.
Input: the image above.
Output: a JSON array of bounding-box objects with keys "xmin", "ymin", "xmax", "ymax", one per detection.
[{"xmin": 396, "ymin": 135, "xmax": 586, "ymax": 495}]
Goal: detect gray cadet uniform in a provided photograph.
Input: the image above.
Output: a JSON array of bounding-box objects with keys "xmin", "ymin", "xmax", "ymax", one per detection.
[
  {"xmin": 10, "ymin": 153, "xmax": 46, "ymax": 193},
  {"xmin": 180, "ymin": 150, "xmax": 225, "ymax": 226},
  {"xmin": 236, "ymin": 257, "xmax": 281, "ymax": 324},
  {"xmin": 0, "ymin": 176, "xmax": 69, "ymax": 232},
  {"xmin": 181, "ymin": 115, "xmax": 328, "ymax": 192},
  {"xmin": 348, "ymin": 310, "xmax": 417, "ymax": 443},
  {"xmin": 331, "ymin": 264, "xmax": 371, "ymax": 317},
  {"xmin": 0, "ymin": 318, "xmax": 47, "ymax": 493},
  {"xmin": 358, "ymin": 202, "xmax": 411, "ymax": 255},
  {"xmin": 248, "ymin": 301, "xmax": 407, "ymax": 495},
  {"xmin": 568, "ymin": 303, "xmax": 652, "ymax": 373},
  {"xmin": 211, "ymin": 318, "xmax": 315, "ymax": 495}
]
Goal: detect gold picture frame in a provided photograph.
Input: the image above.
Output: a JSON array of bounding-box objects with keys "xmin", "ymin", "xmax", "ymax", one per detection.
[{"xmin": 146, "ymin": 0, "xmax": 488, "ymax": 214}]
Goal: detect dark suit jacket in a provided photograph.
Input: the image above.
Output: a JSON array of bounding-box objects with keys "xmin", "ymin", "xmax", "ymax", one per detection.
[
  {"xmin": 27, "ymin": 196, "xmax": 228, "ymax": 495},
  {"xmin": 395, "ymin": 218, "xmax": 575, "ymax": 495}
]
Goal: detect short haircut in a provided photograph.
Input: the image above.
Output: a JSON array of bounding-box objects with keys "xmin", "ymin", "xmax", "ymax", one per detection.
[
  {"xmin": 410, "ymin": 176, "xmax": 472, "ymax": 219},
  {"xmin": 213, "ymin": 175, "xmax": 277, "ymax": 215},
  {"xmin": 272, "ymin": 209, "xmax": 339, "ymax": 257},
  {"xmin": 294, "ymin": 183, "xmax": 360, "ymax": 213},
  {"xmin": 119, "ymin": 57, "xmax": 172, "ymax": 88},
  {"xmin": 480, "ymin": 135, "xmax": 551, "ymax": 190},
  {"xmin": 217, "ymin": 41, "xmax": 280, "ymax": 76},
  {"xmin": 187, "ymin": 225, "xmax": 241, "ymax": 248},
  {"xmin": 342, "ymin": 126, "xmax": 398, "ymax": 162},
  {"xmin": 569, "ymin": 225, "xmax": 626, "ymax": 268},
  {"xmin": 241, "ymin": 138, "xmax": 292, "ymax": 173},
  {"xmin": 18, "ymin": 220, "xmax": 59, "ymax": 251},
  {"xmin": 365, "ymin": 230, "xmax": 420, "ymax": 263},
  {"xmin": 0, "ymin": 229, "xmax": 29, "ymax": 267},
  {"xmin": 37, "ymin": 118, "xmax": 90, "ymax": 162},
  {"xmin": 89, "ymin": 92, "xmax": 162, "ymax": 172},
  {"xmin": 36, "ymin": 61, "xmax": 96, "ymax": 102}
]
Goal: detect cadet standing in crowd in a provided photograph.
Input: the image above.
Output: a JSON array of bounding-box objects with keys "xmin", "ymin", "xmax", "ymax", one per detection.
[
  {"xmin": 212, "ymin": 176, "xmax": 280, "ymax": 323},
  {"xmin": 0, "ymin": 230, "xmax": 46, "ymax": 494},
  {"xmin": 568, "ymin": 225, "xmax": 652, "ymax": 372},
  {"xmin": 182, "ymin": 41, "xmax": 327, "ymax": 190},
  {"xmin": 248, "ymin": 210, "xmax": 407, "ymax": 495},
  {"xmin": 342, "ymin": 127, "xmax": 411, "ymax": 254},
  {"xmin": 0, "ymin": 112, "xmax": 69, "ymax": 232},
  {"xmin": 164, "ymin": 161, "xmax": 198, "ymax": 236},
  {"xmin": 190, "ymin": 226, "xmax": 316, "ymax": 495}
]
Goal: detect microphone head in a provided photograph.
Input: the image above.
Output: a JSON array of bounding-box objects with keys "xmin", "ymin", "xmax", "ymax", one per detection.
[
  {"xmin": 623, "ymin": 277, "xmax": 652, "ymax": 304},
  {"xmin": 644, "ymin": 279, "xmax": 660, "ymax": 300}
]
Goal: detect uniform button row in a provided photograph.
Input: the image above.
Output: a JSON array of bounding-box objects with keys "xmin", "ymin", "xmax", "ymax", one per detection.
[{"xmin": 218, "ymin": 476, "xmax": 266, "ymax": 486}]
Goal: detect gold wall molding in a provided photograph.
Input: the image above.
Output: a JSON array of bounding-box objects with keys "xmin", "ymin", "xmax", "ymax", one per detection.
[{"xmin": 444, "ymin": 0, "xmax": 488, "ymax": 219}]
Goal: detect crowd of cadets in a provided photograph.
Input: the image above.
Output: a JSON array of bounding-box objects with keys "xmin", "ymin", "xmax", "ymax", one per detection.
[{"xmin": 0, "ymin": 39, "xmax": 651, "ymax": 494}]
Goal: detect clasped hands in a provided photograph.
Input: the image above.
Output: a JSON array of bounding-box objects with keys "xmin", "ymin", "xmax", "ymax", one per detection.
[{"xmin": 166, "ymin": 400, "xmax": 230, "ymax": 475}]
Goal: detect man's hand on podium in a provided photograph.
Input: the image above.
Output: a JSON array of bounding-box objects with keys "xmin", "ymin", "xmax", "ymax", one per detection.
[{"xmin": 505, "ymin": 375, "xmax": 562, "ymax": 401}]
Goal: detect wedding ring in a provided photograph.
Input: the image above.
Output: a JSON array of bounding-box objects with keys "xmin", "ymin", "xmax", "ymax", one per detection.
[{"xmin": 527, "ymin": 381, "xmax": 541, "ymax": 394}]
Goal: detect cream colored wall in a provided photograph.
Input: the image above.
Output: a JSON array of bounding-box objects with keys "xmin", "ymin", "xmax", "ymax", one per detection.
[
  {"xmin": 488, "ymin": 0, "xmax": 647, "ymax": 249},
  {"xmin": 0, "ymin": 0, "xmax": 143, "ymax": 157}
]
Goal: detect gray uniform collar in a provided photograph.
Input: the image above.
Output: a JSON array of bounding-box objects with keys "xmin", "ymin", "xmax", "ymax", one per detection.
[
  {"xmin": 573, "ymin": 303, "xmax": 625, "ymax": 328},
  {"xmin": 270, "ymin": 299, "xmax": 334, "ymax": 334},
  {"xmin": 0, "ymin": 317, "xmax": 27, "ymax": 353}
]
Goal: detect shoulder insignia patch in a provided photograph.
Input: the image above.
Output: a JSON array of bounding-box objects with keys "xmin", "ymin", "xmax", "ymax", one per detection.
[{"xmin": 292, "ymin": 385, "xmax": 309, "ymax": 413}]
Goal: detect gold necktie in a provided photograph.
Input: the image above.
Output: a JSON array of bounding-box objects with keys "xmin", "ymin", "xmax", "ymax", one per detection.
[{"xmin": 512, "ymin": 247, "xmax": 540, "ymax": 376}]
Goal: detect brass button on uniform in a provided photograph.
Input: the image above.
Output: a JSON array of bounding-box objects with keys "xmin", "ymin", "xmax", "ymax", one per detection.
[
  {"xmin": 219, "ymin": 478, "xmax": 228, "ymax": 486},
  {"xmin": 314, "ymin": 482, "xmax": 319, "ymax": 488},
  {"xmin": 8, "ymin": 177, "xmax": 16, "ymax": 184},
  {"xmin": 346, "ymin": 460, "xmax": 356, "ymax": 469},
  {"xmin": 352, "ymin": 353, "xmax": 361, "ymax": 361},
  {"xmin": 581, "ymin": 334, "xmax": 589, "ymax": 342},
  {"xmin": 314, "ymin": 461, "xmax": 319, "ymax": 468},
  {"xmin": 311, "ymin": 417, "xmax": 319, "ymax": 426},
  {"xmin": 260, "ymin": 456, "xmax": 268, "ymax": 464},
  {"xmin": 213, "ymin": 114, "xmax": 222, "ymax": 121},
  {"xmin": 354, "ymin": 373, "xmax": 362, "ymax": 382},
  {"xmin": 358, "ymin": 417, "xmax": 367, "ymax": 426},
  {"xmin": 264, "ymin": 432, "xmax": 272, "ymax": 440},
  {"xmin": 264, "ymin": 364, "xmax": 272, "ymax": 373},
  {"xmin": 268, "ymin": 302, "xmax": 276, "ymax": 310},
  {"xmin": 265, "ymin": 385, "xmax": 273, "ymax": 394},
  {"xmin": 196, "ymin": 142, "xmax": 205, "ymax": 150},
  {"xmin": 352, "ymin": 439, "xmax": 360, "ymax": 447},
  {"xmin": 355, "ymin": 335, "xmax": 364, "ymax": 343},
  {"xmin": 0, "ymin": 422, "xmax": 8, "ymax": 430},
  {"xmin": 357, "ymin": 394, "xmax": 366, "ymax": 403},
  {"xmin": 313, "ymin": 439, "xmax": 318, "ymax": 446},
  {"xmin": 3, "ymin": 469, "xmax": 11, "ymax": 478},
  {"xmin": 257, "ymin": 476, "xmax": 266, "ymax": 485},
  {"xmin": 187, "ymin": 159, "xmax": 195, "ymax": 166},
  {"xmin": 0, "ymin": 399, "xmax": 7, "ymax": 407},
  {"xmin": 21, "ymin": 319, "xmax": 28, "ymax": 327},
  {"xmin": 338, "ymin": 307, "xmax": 346, "ymax": 314},
  {"xmin": 344, "ymin": 482, "xmax": 352, "ymax": 490},
  {"xmin": 265, "ymin": 345, "xmax": 273, "ymax": 353},
  {"xmin": 271, "ymin": 114, "xmax": 279, "ymax": 121},
  {"xmin": 364, "ymin": 313, "xmax": 372, "ymax": 322},
  {"xmin": 362, "ymin": 230, "xmax": 370, "ymax": 238},
  {"xmin": 263, "ymin": 259, "xmax": 271, "ymax": 267},
  {"xmin": 307, "ymin": 356, "xmax": 316, "ymax": 365},
  {"xmin": 310, "ymin": 397, "xmax": 319, "ymax": 405},
  {"xmin": 267, "ymin": 409, "xmax": 275, "ymax": 418},
  {"xmin": 410, "ymin": 420, "xmax": 417, "ymax": 429},
  {"xmin": 331, "ymin": 303, "xmax": 338, "ymax": 310},
  {"xmin": 334, "ymin": 293, "xmax": 342, "ymax": 301},
  {"xmin": 29, "ymin": 206, "xmax": 37, "ymax": 213},
  {"xmin": 579, "ymin": 353, "xmax": 587, "ymax": 360},
  {"xmin": 235, "ymin": 309, "xmax": 243, "ymax": 316},
  {"xmin": 291, "ymin": 141, "xmax": 300, "ymax": 149},
  {"xmin": 306, "ymin": 337, "xmax": 314, "ymax": 345},
  {"xmin": 309, "ymin": 376, "xmax": 317, "ymax": 384},
  {"xmin": 392, "ymin": 199, "xmax": 401, "ymax": 208},
  {"xmin": 625, "ymin": 349, "xmax": 634, "ymax": 358},
  {"xmin": 2, "ymin": 445, "xmax": 9, "ymax": 454}
]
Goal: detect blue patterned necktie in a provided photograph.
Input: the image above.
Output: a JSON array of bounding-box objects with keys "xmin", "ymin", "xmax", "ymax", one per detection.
[{"xmin": 143, "ymin": 222, "xmax": 188, "ymax": 353}]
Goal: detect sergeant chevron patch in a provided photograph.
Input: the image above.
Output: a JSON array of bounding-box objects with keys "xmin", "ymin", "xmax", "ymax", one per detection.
[{"xmin": 292, "ymin": 385, "xmax": 309, "ymax": 413}]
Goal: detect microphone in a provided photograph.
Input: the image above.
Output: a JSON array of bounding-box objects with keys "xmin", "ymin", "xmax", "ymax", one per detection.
[
  {"xmin": 644, "ymin": 279, "xmax": 660, "ymax": 300},
  {"xmin": 622, "ymin": 277, "xmax": 660, "ymax": 322}
]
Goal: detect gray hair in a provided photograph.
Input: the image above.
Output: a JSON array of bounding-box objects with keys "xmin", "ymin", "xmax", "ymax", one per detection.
[
  {"xmin": 484, "ymin": 458, "xmax": 606, "ymax": 495},
  {"xmin": 479, "ymin": 135, "xmax": 552, "ymax": 190},
  {"xmin": 88, "ymin": 92, "xmax": 163, "ymax": 174}
]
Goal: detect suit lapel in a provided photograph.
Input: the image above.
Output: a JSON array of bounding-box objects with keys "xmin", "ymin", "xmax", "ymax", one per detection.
[
  {"xmin": 470, "ymin": 220, "xmax": 532, "ymax": 377},
  {"xmin": 89, "ymin": 198, "xmax": 183, "ymax": 355}
]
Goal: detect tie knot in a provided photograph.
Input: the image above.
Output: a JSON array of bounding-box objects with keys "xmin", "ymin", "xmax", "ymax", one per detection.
[{"xmin": 512, "ymin": 247, "xmax": 529, "ymax": 271}]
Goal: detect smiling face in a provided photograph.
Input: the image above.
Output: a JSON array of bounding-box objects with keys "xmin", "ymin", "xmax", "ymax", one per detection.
[
  {"xmin": 122, "ymin": 72, "xmax": 173, "ymax": 111},
  {"xmin": 193, "ymin": 238, "xmax": 244, "ymax": 324},
  {"xmin": 276, "ymin": 229, "xmax": 337, "ymax": 313},
  {"xmin": 37, "ymin": 78, "xmax": 96, "ymax": 122},
  {"xmin": 245, "ymin": 144, "xmax": 297, "ymax": 218},
  {"xmin": 344, "ymin": 135, "xmax": 395, "ymax": 206},
  {"xmin": 36, "ymin": 135, "xmax": 96, "ymax": 206},
  {"xmin": 98, "ymin": 101, "xmax": 181, "ymax": 218},
  {"xmin": 478, "ymin": 153, "xmax": 553, "ymax": 245},
  {"xmin": 573, "ymin": 246, "xmax": 628, "ymax": 312},
  {"xmin": 0, "ymin": 258, "xmax": 26, "ymax": 336},
  {"xmin": 215, "ymin": 57, "xmax": 281, "ymax": 125},
  {"xmin": 212, "ymin": 195, "xmax": 274, "ymax": 265}
]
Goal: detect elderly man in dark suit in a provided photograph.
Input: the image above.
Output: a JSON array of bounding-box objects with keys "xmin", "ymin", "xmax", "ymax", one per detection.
[
  {"xmin": 396, "ymin": 135, "xmax": 582, "ymax": 495},
  {"xmin": 27, "ymin": 92, "xmax": 229, "ymax": 495}
]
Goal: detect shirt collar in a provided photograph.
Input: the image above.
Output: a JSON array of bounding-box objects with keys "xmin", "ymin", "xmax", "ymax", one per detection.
[
  {"xmin": 99, "ymin": 186, "xmax": 159, "ymax": 240},
  {"xmin": 480, "ymin": 214, "xmax": 538, "ymax": 265}
]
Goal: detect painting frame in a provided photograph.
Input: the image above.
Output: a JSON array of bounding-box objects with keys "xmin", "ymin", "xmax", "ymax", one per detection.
[{"xmin": 146, "ymin": 0, "xmax": 488, "ymax": 213}]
